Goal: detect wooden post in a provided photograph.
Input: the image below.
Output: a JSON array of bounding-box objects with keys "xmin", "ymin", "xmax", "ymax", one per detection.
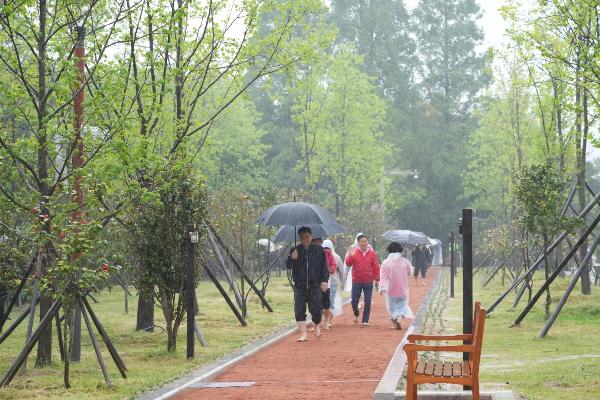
[
  {"xmin": 1, "ymin": 300, "xmax": 62, "ymax": 387},
  {"xmin": 81, "ymin": 297, "xmax": 127, "ymax": 378},
  {"xmin": 540, "ymin": 233, "xmax": 600, "ymax": 337},
  {"xmin": 0, "ymin": 256, "xmax": 35, "ymax": 332},
  {"xmin": 79, "ymin": 298, "xmax": 112, "ymax": 388},
  {"xmin": 488, "ymin": 188, "xmax": 600, "ymax": 314},
  {"xmin": 513, "ymin": 212, "xmax": 600, "ymax": 326},
  {"xmin": 206, "ymin": 221, "xmax": 273, "ymax": 312},
  {"xmin": 203, "ymin": 263, "xmax": 247, "ymax": 326}
]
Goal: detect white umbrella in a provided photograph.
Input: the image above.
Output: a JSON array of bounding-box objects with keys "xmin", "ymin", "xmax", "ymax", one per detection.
[{"xmin": 382, "ymin": 230, "xmax": 429, "ymax": 246}]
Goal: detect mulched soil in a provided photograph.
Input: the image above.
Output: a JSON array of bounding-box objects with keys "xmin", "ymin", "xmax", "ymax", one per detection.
[{"xmin": 172, "ymin": 268, "xmax": 439, "ymax": 400}]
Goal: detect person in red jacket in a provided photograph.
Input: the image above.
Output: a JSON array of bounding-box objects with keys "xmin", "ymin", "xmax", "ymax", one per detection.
[{"xmin": 344, "ymin": 233, "xmax": 380, "ymax": 326}]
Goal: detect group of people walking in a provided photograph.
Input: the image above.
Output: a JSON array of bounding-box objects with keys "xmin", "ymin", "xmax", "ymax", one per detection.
[{"xmin": 286, "ymin": 227, "xmax": 427, "ymax": 342}]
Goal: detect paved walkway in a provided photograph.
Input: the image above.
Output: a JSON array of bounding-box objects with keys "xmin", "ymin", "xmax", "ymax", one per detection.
[{"xmin": 171, "ymin": 268, "xmax": 440, "ymax": 400}]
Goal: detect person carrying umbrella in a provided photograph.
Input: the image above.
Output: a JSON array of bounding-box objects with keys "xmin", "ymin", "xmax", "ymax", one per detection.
[
  {"xmin": 412, "ymin": 242, "xmax": 432, "ymax": 285},
  {"xmin": 286, "ymin": 226, "xmax": 329, "ymax": 342}
]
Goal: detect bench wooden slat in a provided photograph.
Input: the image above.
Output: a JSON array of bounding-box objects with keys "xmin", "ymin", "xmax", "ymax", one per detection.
[
  {"xmin": 416, "ymin": 361, "xmax": 426, "ymax": 374},
  {"xmin": 424, "ymin": 361, "xmax": 435, "ymax": 376},
  {"xmin": 452, "ymin": 361, "xmax": 462, "ymax": 377},
  {"xmin": 433, "ymin": 361, "xmax": 443, "ymax": 376},
  {"xmin": 442, "ymin": 361, "xmax": 453, "ymax": 377},
  {"xmin": 462, "ymin": 361, "xmax": 471, "ymax": 376}
]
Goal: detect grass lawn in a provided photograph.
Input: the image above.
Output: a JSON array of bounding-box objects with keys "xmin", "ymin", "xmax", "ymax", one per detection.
[
  {"xmin": 0, "ymin": 274, "xmax": 295, "ymax": 399},
  {"xmin": 445, "ymin": 268, "xmax": 600, "ymax": 400}
]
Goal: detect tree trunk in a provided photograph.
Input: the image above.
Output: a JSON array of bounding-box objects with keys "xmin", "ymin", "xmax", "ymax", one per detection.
[
  {"xmin": 543, "ymin": 235, "xmax": 551, "ymax": 320},
  {"xmin": 136, "ymin": 286, "xmax": 154, "ymax": 332},
  {"xmin": 579, "ymin": 87, "xmax": 591, "ymax": 294}
]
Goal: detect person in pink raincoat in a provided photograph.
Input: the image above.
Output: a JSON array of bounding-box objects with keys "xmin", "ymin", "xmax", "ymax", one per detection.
[{"xmin": 378, "ymin": 242, "xmax": 414, "ymax": 330}]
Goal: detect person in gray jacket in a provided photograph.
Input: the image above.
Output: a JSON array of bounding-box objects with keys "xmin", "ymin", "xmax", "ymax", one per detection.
[{"xmin": 286, "ymin": 226, "xmax": 329, "ymax": 341}]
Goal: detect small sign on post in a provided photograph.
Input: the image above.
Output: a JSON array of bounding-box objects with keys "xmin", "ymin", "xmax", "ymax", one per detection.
[{"xmin": 186, "ymin": 224, "xmax": 198, "ymax": 360}]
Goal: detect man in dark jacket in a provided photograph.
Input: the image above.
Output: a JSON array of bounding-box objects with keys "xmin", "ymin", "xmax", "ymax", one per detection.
[
  {"xmin": 412, "ymin": 243, "xmax": 431, "ymax": 285},
  {"xmin": 286, "ymin": 226, "xmax": 329, "ymax": 342}
]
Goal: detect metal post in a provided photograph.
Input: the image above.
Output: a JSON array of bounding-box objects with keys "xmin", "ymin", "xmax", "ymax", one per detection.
[
  {"xmin": 449, "ymin": 231, "xmax": 455, "ymax": 298},
  {"xmin": 460, "ymin": 209, "xmax": 473, "ymax": 374},
  {"xmin": 186, "ymin": 224, "xmax": 198, "ymax": 360}
]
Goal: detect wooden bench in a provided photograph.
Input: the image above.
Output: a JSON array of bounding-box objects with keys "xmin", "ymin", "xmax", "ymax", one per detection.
[{"xmin": 403, "ymin": 302, "xmax": 486, "ymax": 400}]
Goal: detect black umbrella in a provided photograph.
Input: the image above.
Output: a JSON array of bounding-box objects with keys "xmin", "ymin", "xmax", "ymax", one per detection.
[
  {"xmin": 256, "ymin": 201, "xmax": 338, "ymax": 226},
  {"xmin": 271, "ymin": 222, "xmax": 345, "ymax": 243}
]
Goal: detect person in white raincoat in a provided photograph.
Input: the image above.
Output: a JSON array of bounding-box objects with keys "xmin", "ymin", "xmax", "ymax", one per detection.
[
  {"xmin": 322, "ymin": 239, "xmax": 346, "ymax": 328},
  {"xmin": 378, "ymin": 242, "xmax": 414, "ymax": 330}
]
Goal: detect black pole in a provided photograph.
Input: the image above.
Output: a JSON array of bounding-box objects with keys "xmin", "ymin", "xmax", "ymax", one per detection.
[
  {"xmin": 513, "ymin": 212, "xmax": 600, "ymax": 326},
  {"xmin": 449, "ymin": 231, "xmax": 455, "ymax": 298},
  {"xmin": 186, "ymin": 224, "xmax": 197, "ymax": 360},
  {"xmin": 460, "ymin": 209, "xmax": 473, "ymax": 392},
  {"xmin": 461, "ymin": 209, "xmax": 473, "ymax": 372}
]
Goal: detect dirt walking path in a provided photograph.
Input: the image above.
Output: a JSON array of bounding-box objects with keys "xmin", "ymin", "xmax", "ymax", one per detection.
[{"xmin": 172, "ymin": 268, "xmax": 440, "ymax": 400}]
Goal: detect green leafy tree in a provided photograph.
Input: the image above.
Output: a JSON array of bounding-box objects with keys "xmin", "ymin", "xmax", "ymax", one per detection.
[
  {"xmin": 0, "ymin": 0, "xmax": 129, "ymax": 372},
  {"xmin": 515, "ymin": 162, "xmax": 580, "ymax": 319},
  {"xmin": 128, "ymin": 168, "xmax": 206, "ymax": 352},
  {"xmin": 387, "ymin": 0, "xmax": 490, "ymax": 239},
  {"xmin": 312, "ymin": 47, "xmax": 387, "ymax": 216}
]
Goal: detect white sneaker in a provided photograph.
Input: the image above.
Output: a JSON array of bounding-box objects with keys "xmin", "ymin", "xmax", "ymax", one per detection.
[{"xmin": 361, "ymin": 322, "xmax": 369, "ymax": 327}]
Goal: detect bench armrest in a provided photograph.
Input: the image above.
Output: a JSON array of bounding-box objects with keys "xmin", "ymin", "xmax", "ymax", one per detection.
[
  {"xmin": 403, "ymin": 343, "xmax": 475, "ymax": 354},
  {"xmin": 407, "ymin": 334, "xmax": 472, "ymax": 342}
]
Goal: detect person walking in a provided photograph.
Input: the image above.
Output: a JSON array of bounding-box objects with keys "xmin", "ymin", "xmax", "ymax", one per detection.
[
  {"xmin": 344, "ymin": 233, "xmax": 380, "ymax": 327},
  {"xmin": 322, "ymin": 239, "xmax": 345, "ymax": 328},
  {"xmin": 311, "ymin": 237, "xmax": 336, "ymax": 331},
  {"xmin": 379, "ymin": 242, "xmax": 414, "ymax": 330},
  {"xmin": 286, "ymin": 227, "xmax": 329, "ymax": 342},
  {"xmin": 412, "ymin": 243, "xmax": 431, "ymax": 285}
]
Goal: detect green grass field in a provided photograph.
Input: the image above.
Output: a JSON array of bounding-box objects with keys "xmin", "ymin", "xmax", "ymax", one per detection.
[
  {"xmin": 445, "ymin": 268, "xmax": 600, "ymax": 400},
  {"xmin": 0, "ymin": 275, "xmax": 295, "ymax": 400}
]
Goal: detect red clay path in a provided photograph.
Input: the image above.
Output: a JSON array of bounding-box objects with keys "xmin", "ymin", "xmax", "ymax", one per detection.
[{"xmin": 172, "ymin": 268, "xmax": 439, "ymax": 400}]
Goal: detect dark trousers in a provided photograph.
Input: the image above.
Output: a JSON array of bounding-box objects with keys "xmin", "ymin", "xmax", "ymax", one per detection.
[
  {"xmin": 322, "ymin": 288, "xmax": 331, "ymax": 309},
  {"xmin": 351, "ymin": 282, "xmax": 373, "ymax": 323},
  {"xmin": 294, "ymin": 286, "xmax": 323, "ymax": 325},
  {"xmin": 414, "ymin": 264, "xmax": 428, "ymax": 278}
]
